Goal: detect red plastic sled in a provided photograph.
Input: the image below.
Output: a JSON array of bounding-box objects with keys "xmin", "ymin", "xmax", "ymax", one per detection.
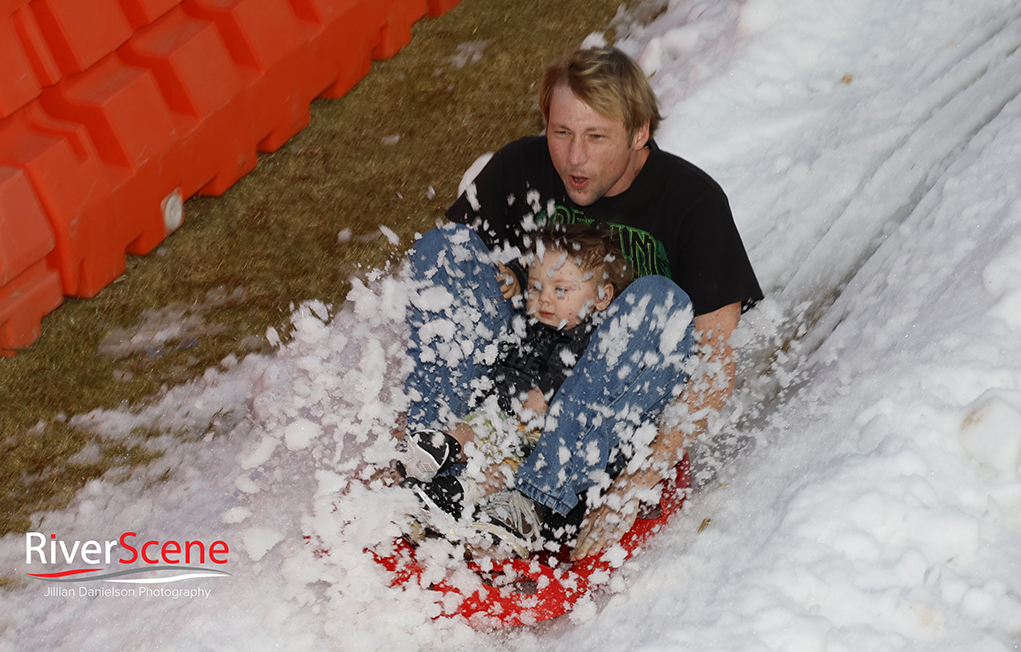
[{"xmin": 371, "ymin": 456, "xmax": 691, "ymax": 628}]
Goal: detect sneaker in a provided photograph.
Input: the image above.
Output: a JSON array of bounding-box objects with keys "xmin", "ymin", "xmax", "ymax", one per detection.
[
  {"xmin": 469, "ymin": 490, "xmax": 544, "ymax": 558},
  {"xmin": 402, "ymin": 475, "xmax": 481, "ymax": 534},
  {"xmin": 401, "ymin": 429, "xmax": 462, "ymax": 482}
]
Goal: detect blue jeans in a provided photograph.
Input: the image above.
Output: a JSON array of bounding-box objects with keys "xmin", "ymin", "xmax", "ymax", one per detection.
[{"xmin": 404, "ymin": 224, "xmax": 696, "ymax": 515}]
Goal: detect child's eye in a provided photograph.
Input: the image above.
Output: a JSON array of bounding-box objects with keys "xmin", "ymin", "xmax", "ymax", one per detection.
[{"xmin": 555, "ymin": 288, "xmax": 567, "ymax": 299}]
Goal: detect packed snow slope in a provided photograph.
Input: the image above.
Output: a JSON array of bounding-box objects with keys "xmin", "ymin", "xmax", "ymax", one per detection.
[{"xmin": 4, "ymin": 0, "xmax": 1021, "ymax": 649}]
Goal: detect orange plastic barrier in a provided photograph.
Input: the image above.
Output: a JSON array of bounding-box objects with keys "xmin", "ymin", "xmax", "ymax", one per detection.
[
  {"xmin": 28, "ymin": 0, "xmax": 134, "ymax": 75},
  {"xmin": 0, "ymin": 14, "xmax": 40, "ymax": 119},
  {"xmin": 34, "ymin": 56, "xmax": 183, "ymax": 296},
  {"xmin": 0, "ymin": 166, "xmax": 62, "ymax": 355},
  {"xmin": 373, "ymin": 0, "xmax": 427, "ymax": 60},
  {"xmin": 0, "ymin": 0, "xmax": 31, "ymax": 14},
  {"xmin": 426, "ymin": 0, "xmax": 459, "ymax": 18},
  {"xmin": 119, "ymin": 0, "xmax": 181, "ymax": 28},
  {"xmin": 0, "ymin": 0, "xmax": 182, "ymax": 119},
  {"xmin": 0, "ymin": 0, "xmax": 464, "ymax": 354},
  {"xmin": 120, "ymin": 7, "xmax": 253, "ymax": 197}
]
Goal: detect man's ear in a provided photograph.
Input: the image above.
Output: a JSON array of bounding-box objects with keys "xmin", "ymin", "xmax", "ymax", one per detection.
[
  {"xmin": 631, "ymin": 121, "xmax": 650, "ymax": 150},
  {"xmin": 596, "ymin": 283, "xmax": 614, "ymax": 311}
]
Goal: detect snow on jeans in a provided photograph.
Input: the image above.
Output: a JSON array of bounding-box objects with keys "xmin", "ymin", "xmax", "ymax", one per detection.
[{"xmin": 405, "ymin": 223, "xmax": 696, "ymax": 515}]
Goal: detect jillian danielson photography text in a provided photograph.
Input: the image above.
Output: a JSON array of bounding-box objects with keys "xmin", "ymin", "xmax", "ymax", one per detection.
[{"xmin": 44, "ymin": 586, "xmax": 213, "ymax": 600}]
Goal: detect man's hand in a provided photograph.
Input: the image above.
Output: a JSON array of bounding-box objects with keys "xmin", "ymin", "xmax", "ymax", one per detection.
[
  {"xmin": 572, "ymin": 466, "xmax": 659, "ymax": 559},
  {"xmin": 571, "ymin": 302, "xmax": 743, "ymax": 559},
  {"xmin": 497, "ymin": 262, "xmax": 520, "ymax": 300},
  {"xmin": 572, "ymin": 500, "xmax": 637, "ymax": 561}
]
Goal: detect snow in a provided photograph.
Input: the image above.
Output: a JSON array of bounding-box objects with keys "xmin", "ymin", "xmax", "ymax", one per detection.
[{"xmin": 4, "ymin": 0, "xmax": 1021, "ymax": 649}]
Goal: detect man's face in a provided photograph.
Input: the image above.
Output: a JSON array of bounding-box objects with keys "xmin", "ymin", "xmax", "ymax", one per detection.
[{"xmin": 546, "ymin": 85, "xmax": 649, "ymax": 206}]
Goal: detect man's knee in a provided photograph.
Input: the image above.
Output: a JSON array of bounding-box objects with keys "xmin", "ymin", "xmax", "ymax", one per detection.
[
  {"xmin": 621, "ymin": 275, "xmax": 692, "ymax": 308},
  {"xmin": 408, "ymin": 223, "xmax": 491, "ymax": 272},
  {"xmin": 409, "ymin": 223, "xmax": 460, "ymax": 262}
]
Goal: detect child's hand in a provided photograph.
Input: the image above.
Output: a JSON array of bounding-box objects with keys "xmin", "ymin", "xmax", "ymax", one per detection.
[
  {"xmin": 521, "ymin": 388, "xmax": 548, "ymax": 416},
  {"xmin": 496, "ymin": 263, "xmax": 520, "ymax": 300}
]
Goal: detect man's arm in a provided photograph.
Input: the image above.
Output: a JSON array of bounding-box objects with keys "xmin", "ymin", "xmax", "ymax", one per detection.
[{"xmin": 571, "ymin": 301, "xmax": 742, "ymax": 560}]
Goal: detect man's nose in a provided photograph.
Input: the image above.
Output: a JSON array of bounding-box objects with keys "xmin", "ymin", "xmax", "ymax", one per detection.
[{"xmin": 567, "ymin": 138, "xmax": 586, "ymax": 166}]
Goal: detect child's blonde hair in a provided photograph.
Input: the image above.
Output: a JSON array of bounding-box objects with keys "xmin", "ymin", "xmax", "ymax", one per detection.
[{"xmin": 529, "ymin": 223, "xmax": 632, "ymax": 299}]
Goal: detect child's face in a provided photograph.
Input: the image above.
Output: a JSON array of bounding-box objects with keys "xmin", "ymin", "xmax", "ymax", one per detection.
[{"xmin": 525, "ymin": 250, "xmax": 613, "ymax": 329}]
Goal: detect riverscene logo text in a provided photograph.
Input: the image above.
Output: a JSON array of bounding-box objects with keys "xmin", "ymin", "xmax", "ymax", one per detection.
[{"xmin": 24, "ymin": 532, "xmax": 231, "ymax": 591}]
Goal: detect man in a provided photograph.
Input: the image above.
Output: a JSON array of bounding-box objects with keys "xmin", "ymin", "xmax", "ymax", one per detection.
[{"xmin": 403, "ymin": 46, "xmax": 762, "ymax": 558}]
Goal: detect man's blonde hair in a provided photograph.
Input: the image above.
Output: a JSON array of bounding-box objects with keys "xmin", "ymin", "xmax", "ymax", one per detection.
[{"xmin": 539, "ymin": 47, "xmax": 662, "ymax": 141}]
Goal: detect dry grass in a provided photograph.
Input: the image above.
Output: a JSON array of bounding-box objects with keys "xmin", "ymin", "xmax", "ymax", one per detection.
[{"xmin": 0, "ymin": 0, "xmax": 637, "ymax": 535}]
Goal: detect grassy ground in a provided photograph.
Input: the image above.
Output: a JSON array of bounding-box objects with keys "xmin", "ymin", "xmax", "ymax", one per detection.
[{"xmin": 0, "ymin": 0, "xmax": 636, "ymax": 536}]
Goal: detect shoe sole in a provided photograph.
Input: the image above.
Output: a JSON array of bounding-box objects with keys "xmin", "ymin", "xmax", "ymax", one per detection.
[
  {"xmin": 464, "ymin": 521, "xmax": 531, "ymax": 559},
  {"xmin": 402, "ymin": 450, "xmax": 441, "ymax": 482}
]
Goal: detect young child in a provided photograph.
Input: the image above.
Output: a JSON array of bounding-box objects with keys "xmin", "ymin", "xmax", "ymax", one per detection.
[{"xmin": 401, "ymin": 223, "xmax": 631, "ymax": 556}]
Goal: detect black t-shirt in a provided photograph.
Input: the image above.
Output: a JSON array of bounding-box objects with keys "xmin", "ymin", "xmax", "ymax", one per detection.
[{"xmin": 446, "ymin": 136, "xmax": 763, "ymax": 316}]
